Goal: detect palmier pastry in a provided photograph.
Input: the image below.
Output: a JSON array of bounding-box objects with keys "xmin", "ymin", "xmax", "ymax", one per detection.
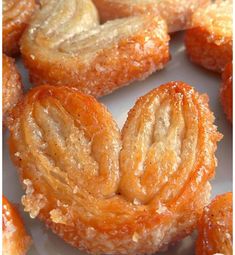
[
  {"xmin": 8, "ymin": 82, "xmax": 222, "ymax": 255},
  {"xmin": 221, "ymin": 62, "xmax": 233, "ymax": 122},
  {"xmin": 20, "ymin": 0, "xmax": 170, "ymax": 98},
  {"xmin": 2, "ymin": 54, "xmax": 23, "ymax": 127},
  {"xmin": 185, "ymin": 0, "xmax": 232, "ymax": 73},
  {"xmin": 92, "ymin": 0, "xmax": 210, "ymax": 32},
  {"xmin": 2, "ymin": 196, "xmax": 31, "ymax": 255},
  {"xmin": 3, "ymin": 0, "xmax": 37, "ymax": 56},
  {"xmin": 196, "ymin": 192, "xmax": 233, "ymax": 255}
]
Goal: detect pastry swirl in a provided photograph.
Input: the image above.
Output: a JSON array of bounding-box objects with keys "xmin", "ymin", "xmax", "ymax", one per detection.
[
  {"xmin": 92, "ymin": 0, "xmax": 210, "ymax": 32},
  {"xmin": 185, "ymin": 0, "xmax": 233, "ymax": 73},
  {"xmin": 3, "ymin": 0, "xmax": 37, "ymax": 56},
  {"xmin": 20, "ymin": 0, "xmax": 170, "ymax": 97},
  {"xmin": 8, "ymin": 82, "xmax": 222, "ymax": 254},
  {"xmin": 196, "ymin": 192, "xmax": 233, "ymax": 255},
  {"xmin": 2, "ymin": 196, "xmax": 31, "ymax": 255}
]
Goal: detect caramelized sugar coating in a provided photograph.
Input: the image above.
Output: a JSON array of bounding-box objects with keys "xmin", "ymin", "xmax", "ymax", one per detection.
[
  {"xmin": 20, "ymin": 0, "xmax": 170, "ymax": 98},
  {"xmin": 196, "ymin": 192, "xmax": 233, "ymax": 255},
  {"xmin": 92, "ymin": 0, "xmax": 210, "ymax": 32},
  {"xmin": 8, "ymin": 82, "xmax": 222, "ymax": 254},
  {"xmin": 3, "ymin": 0, "xmax": 37, "ymax": 56},
  {"xmin": 2, "ymin": 196, "xmax": 31, "ymax": 255},
  {"xmin": 2, "ymin": 54, "xmax": 23, "ymax": 127},
  {"xmin": 185, "ymin": 0, "xmax": 232, "ymax": 73},
  {"xmin": 221, "ymin": 62, "xmax": 233, "ymax": 122}
]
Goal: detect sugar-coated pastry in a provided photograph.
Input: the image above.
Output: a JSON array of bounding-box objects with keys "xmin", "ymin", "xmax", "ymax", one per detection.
[
  {"xmin": 185, "ymin": 0, "xmax": 232, "ymax": 73},
  {"xmin": 8, "ymin": 82, "xmax": 222, "ymax": 255},
  {"xmin": 20, "ymin": 0, "xmax": 170, "ymax": 98},
  {"xmin": 196, "ymin": 192, "xmax": 232, "ymax": 255},
  {"xmin": 2, "ymin": 54, "xmax": 23, "ymax": 127},
  {"xmin": 92, "ymin": 0, "xmax": 210, "ymax": 32},
  {"xmin": 221, "ymin": 62, "xmax": 233, "ymax": 122},
  {"xmin": 3, "ymin": 0, "xmax": 37, "ymax": 56},
  {"xmin": 2, "ymin": 196, "xmax": 31, "ymax": 255}
]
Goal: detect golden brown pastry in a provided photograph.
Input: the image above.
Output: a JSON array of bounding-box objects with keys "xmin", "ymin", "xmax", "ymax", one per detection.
[
  {"xmin": 2, "ymin": 54, "xmax": 23, "ymax": 127},
  {"xmin": 92, "ymin": 0, "xmax": 210, "ymax": 32},
  {"xmin": 221, "ymin": 62, "xmax": 233, "ymax": 122},
  {"xmin": 2, "ymin": 196, "xmax": 31, "ymax": 255},
  {"xmin": 196, "ymin": 192, "xmax": 232, "ymax": 255},
  {"xmin": 3, "ymin": 0, "xmax": 37, "ymax": 56},
  {"xmin": 20, "ymin": 0, "xmax": 170, "ymax": 98},
  {"xmin": 185, "ymin": 0, "xmax": 233, "ymax": 73},
  {"xmin": 8, "ymin": 82, "xmax": 222, "ymax": 255}
]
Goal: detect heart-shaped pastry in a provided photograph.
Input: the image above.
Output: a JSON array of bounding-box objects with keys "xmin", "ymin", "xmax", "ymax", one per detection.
[
  {"xmin": 3, "ymin": 0, "xmax": 37, "ymax": 56},
  {"xmin": 196, "ymin": 192, "xmax": 232, "ymax": 255},
  {"xmin": 20, "ymin": 0, "xmax": 170, "ymax": 98},
  {"xmin": 8, "ymin": 82, "xmax": 222, "ymax": 254},
  {"xmin": 185, "ymin": 0, "xmax": 232, "ymax": 73},
  {"xmin": 92, "ymin": 0, "xmax": 210, "ymax": 32}
]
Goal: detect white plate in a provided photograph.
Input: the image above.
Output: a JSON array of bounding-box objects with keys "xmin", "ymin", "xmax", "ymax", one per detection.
[{"xmin": 3, "ymin": 32, "xmax": 232, "ymax": 255}]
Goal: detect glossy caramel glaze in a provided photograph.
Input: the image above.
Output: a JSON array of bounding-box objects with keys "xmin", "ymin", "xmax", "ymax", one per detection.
[
  {"xmin": 20, "ymin": 0, "xmax": 170, "ymax": 98},
  {"xmin": 3, "ymin": 0, "xmax": 37, "ymax": 56},
  {"xmin": 8, "ymin": 82, "xmax": 222, "ymax": 254},
  {"xmin": 2, "ymin": 196, "xmax": 31, "ymax": 255},
  {"xmin": 185, "ymin": 0, "xmax": 233, "ymax": 73},
  {"xmin": 196, "ymin": 192, "xmax": 232, "ymax": 255}
]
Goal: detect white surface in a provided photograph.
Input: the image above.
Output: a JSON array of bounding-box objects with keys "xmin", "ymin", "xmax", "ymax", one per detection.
[{"xmin": 3, "ymin": 32, "xmax": 232, "ymax": 255}]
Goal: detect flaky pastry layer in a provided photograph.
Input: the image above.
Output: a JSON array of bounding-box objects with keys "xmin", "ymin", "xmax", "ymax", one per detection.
[
  {"xmin": 221, "ymin": 62, "xmax": 233, "ymax": 122},
  {"xmin": 185, "ymin": 0, "xmax": 233, "ymax": 73},
  {"xmin": 2, "ymin": 196, "xmax": 31, "ymax": 255},
  {"xmin": 3, "ymin": 0, "xmax": 37, "ymax": 56},
  {"xmin": 2, "ymin": 54, "xmax": 23, "ymax": 127},
  {"xmin": 8, "ymin": 82, "xmax": 222, "ymax": 254},
  {"xmin": 196, "ymin": 192, "xmax": 233, "ymax": 255},
  {"xmin": 20, "ymin": 0, "xmax": 170, "ymax": 97},
  {"xmin": 92, "ymin": 0, "xmax": 210, "ymax": 32}
]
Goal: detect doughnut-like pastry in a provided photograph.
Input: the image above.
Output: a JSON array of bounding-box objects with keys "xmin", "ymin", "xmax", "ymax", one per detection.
[
  {"xmin": 2, "ymin": 196, "xmax": 31, "ymax": 255},
  {"xmin": 2, "ymin": 54, "xmax": 23, "ymax": 127},
  {"xmin": 3, "ymin": 0, "xmax": 37, "ymax": 56},
  {"xmin": 196, "ymin": 192, "xmax": 233, "ymax": 255},
  {"xmin": 20, "ymin": 0, "xmax": 170, "ymax": 98},
  {"xmin": 221, "ymin": 62, "xmax": 233, "ymax": 122},
  {"xmin": 185, "ymin": 0, "xmax": 233, "ymax": 73},
  {"xmin": 8, "ymin": 82, "xmax": 222, "ymax": 255},
  {"xmin": 92, "ymin": 0, "xmax": 210, "ymax": 32}
]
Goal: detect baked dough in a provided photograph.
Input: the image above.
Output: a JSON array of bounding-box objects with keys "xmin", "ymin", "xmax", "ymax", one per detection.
[
  {"xmin": 3, "ymin": 0, "xmax": 37, "ymax": 56},
  {"xmin": 2, "ymin": 54, "xmax": 23, "ymax": 127},
  {"xmin": 221, "ymin": 62, "xmax": 232, "ymax": 122},
  {"xmin": 196, "ymin": 192, "xmax": 232, "ymax": 255},
  {"xmin": 20, "ymin": 0, "xmax": 170, "ymax": 97},
  {"xmin": 8, "ymin": 82, "xmax": 222, "ymax": 254},
  {"xmin": 185, "ymin": 0, "xmax": 232, "ymax": 73},
  {"xmin": 92, "ymin": 0, "xmax": 210, "ymax": 32},
  {"xmin": 2, "ymin": 196, "xmax": 31, "ymax": 255}
]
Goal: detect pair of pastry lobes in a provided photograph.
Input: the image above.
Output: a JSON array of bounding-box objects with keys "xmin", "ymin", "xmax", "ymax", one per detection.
[
  {"xmin": 221, "ymin": 62, "xmax": 233, "ymax": 123},
  {"xmin": 3, "ymin": 0, "xmax": 37, "ymax": 56},
  {"xmin": 20, "ymin": 0, "xmax": 170, "ymax": 98},
  {"xmin": 185, "ymin": 0, "xmax": 232, "ymax": 73},
  {"xmin": 196, "ymin": 192, "xmax": 233, "ymax": 255},
  {"xmin": 92, "ymin": 0, "xmax": 210, "ymax": 32},
  {"xmin": 2, "ymin": 54, "xmax": 23, "ymax": 127},
  {"xmin": 2, "ymin": 196, "xmax": 31, "ymax": 255},
  {"xmin": 8, "ymin": 81, "xmax": 222, "ymax": 255}
]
